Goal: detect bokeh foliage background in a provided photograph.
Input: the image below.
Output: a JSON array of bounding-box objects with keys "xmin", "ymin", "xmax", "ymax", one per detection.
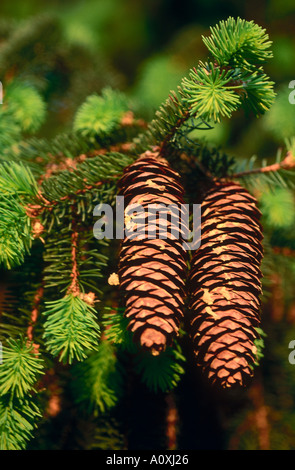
[{"xmin": 0, "ymin": 0, "xmax": 295, "ymax": 450}]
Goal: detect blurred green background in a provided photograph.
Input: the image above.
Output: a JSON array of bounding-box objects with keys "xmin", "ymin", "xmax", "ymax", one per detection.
[
  {"xmin": 1, "ymin": 0, "xmax": 295, "ymax": 451},
  {"xmin": 0, "ymin": 0, "xmax": 294, "ymax": 155}
]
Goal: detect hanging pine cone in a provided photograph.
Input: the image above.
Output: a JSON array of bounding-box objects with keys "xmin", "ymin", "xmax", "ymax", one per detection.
[
  {"xmin": 188, "ymin": 181, "xmax": 263, "ymax": 388},
  {"xmin": 118, "ymin": 148, "xmax": 188, "ymax": 355}
]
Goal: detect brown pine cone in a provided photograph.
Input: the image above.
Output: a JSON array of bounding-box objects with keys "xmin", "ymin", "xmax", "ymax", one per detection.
[
  {"xmin": 118, "ymin": 149, "xmax": 188, "ymax": 355},
  {"xmin": 188, "ymin": 181, "xmax": 263, "ymax": 388}
]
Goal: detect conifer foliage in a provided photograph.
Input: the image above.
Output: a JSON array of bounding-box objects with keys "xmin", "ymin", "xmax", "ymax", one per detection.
[{"xmin": 0, "ymin": 16, "xmax": 295, "ymax": 450}]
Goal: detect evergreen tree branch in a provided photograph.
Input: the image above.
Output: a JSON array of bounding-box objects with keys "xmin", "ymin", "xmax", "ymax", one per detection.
[
  {"xmin": 0, "ymin": 16, "xmax": 286, "ymax": 449},
  {"xmin": 133, "ymin": 343, "xmax": 186, "ymax": 393},
  {"xmin": 67, "ymin": 219, "xmax": 80, "ymax": 296},
  {"xmin": 25, "ymin": 152, "xmax": 133, "ymax": 221},
  {"xmin": 232, "ymin": 150, "xmax": 295, "ymax": 178},
  {"xmin": 71, "ymin": 340, "xmax": 124, "ymax": 414},
  {"xmin": 135, "ymin": 18, "xmax": 275, "ymax": 159},
  {"xmin": 0, "ymin": 337, "xmax": 44, "ymax": 450},
  {"xmin": 202, "ymin": 17, "xmax": 273, "ymax": 69},
  {"xmin": 42, "ymin": 293, "xmax": 101, "ymax": 364},
  {"xmin": 0, "ymin": 396, "xmax": 42, "ymax": 450}
]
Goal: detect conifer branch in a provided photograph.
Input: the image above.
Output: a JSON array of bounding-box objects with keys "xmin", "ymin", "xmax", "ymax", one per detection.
[
  {"xmin": 232, "ymin": 151, "xmax": 295, "ymax": 179},
  {"xmin": 158, "ymin": 107, "xmax": 191, "ymax": 156},
  {"xmin": 42, "ymin": 293, "xmax": 101, "ymax": 364},
  {"xmin": 165, "ymin": 393, "xmax": 179, "ymax": 450},
  {"xmin": 0, "ymin": 15, "xmax": 287, "ymax": 449},
  {"xmin": 68, "ymin": 219, "xmax": 80, "ymax": 296},
  {"xmin": 249, "ymin": 380, "xmax": 270, "ymax": 450},
  {"xmin": 26, "ymin": 152, "xmax": 133, "ymax": 220},
  {"xmin": 135, "ymin": 18, "xmax": 275, "ymax": 159},
  {"xmin": 272, "ymin": 246, "xmax": 295, "ymax": 258},
  {"xmin": 202, "ymin": 17, "xmax": 273, "ymax": 69},
  {"xmin": 71, "ymin": 340, "xmax": 124, "ymax": 414},
  {"xmin": 0, "ymin": 337, "xmax": 44, "ymax": 450},
  {"xmin": 26, "ymin": 286, "xmax": 44, "ymax": 355},
  {"xmin": 133, "ymin": 343, "xmax": 186, "ymax": 393}
]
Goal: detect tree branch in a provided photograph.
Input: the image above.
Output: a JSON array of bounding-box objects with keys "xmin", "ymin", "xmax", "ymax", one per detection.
[
  {"xmin": 232, "ymin": 151, "xmax": 295, "ymax": 179},
  {"xmin": 27, "ymin": 286, "xmax": 44, "ymax": 355},
  {"xmin": 67, "ymin": 219, "xmax": 80, "ymax": 296}
]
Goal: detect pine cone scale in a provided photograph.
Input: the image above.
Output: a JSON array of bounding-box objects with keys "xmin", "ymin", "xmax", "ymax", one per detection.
[
  {"xmin": 189, "ymin": 182, "xmax": 263, "ymax": 388},
  {"xmin": 118, "ymin": 150, "xmax": 188, "ymax": 355}
]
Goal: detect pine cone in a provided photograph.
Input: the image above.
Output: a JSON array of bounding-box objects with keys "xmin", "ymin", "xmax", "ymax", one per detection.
[
  {"xmin": 188, "ymin": 181, "xmax": 263, "ymax": 388},
  {"xmin": 118, "ymin": 149, "xmax": 188, "ymax": 355}
]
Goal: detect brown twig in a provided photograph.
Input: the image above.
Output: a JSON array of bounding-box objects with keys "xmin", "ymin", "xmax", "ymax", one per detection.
[
  {"xmin": 38, "ymin": 367, "xmax": 62, "ymax": 418},
  {"xmin": 269, "ymin": 273, "xmax": 285, "ymax": 322},
  {"xmin": 228, "ymin": 413, "xmax": 255, "ymax": 450},
  {"xmin": 179, "ymin": 151, "xmax": 215, "ymax": 180},
  {"xmin": 25, "ymin": 176, "xmax": 121, "ymax": 219},
  {"xmin": 37, "ymin": 141, "xmax": 134, "ymax": 185},
  {"xmin": 249, "ymin": 379, "xmax": 271, "ymax": 450},
  {"xmin": 228, "ymin": 378, "xmax": 271, "ymax": 450},
  {"xmin": 27, "ymin": 285, "xmax": 44, "ymax": 355},
  {"xmin": 232, "ymin": 151, "xmax": 295, "ymax": 179},
  {"xmin": 120, "ymin": 111, "xmax": 148, "ymax": 129},
  {"xmin": 165, "ymin": 393, "xmax": 179, "ymax": 450},
  {"xmin": 273, "ymin": 246, "xmax": 295, "ymax": 258},
  {"xmin": 158, "ymin": 105, "xmax": 191, "ymax": 157},
  {"xmin": 67, "ymin": 220, "xmax": 80, "ymax": 296}
]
